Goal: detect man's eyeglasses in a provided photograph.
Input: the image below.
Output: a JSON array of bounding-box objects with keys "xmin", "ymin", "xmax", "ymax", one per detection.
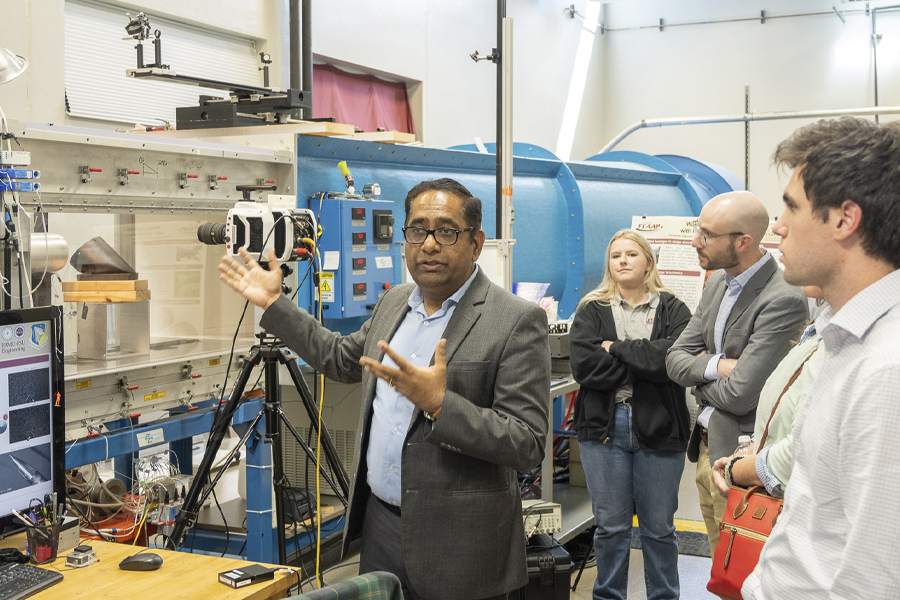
[
  {"xmin": 402, "ymin": 226, "xmax": 475, "ymax": 246},
  {"xmin": 693, "ymin": 226, "xmax": 744, "ymax": 247}
]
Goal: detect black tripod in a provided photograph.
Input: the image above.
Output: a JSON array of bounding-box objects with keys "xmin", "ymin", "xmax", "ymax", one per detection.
[{"xmin": 168, "ymin": 333, "xmax": 350, "ymax": 564}]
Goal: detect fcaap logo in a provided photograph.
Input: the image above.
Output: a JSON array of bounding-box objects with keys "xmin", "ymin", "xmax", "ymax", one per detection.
[
  {"xmin": 30, "ymin": 323, "xmax": 47, "ymax": 349},
  {"xmin": 635, "ymin": 222, "xmax": 663, "ymax": 232}
]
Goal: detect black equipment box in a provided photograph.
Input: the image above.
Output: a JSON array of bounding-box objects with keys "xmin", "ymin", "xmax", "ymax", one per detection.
[{"xmin": 513, "ymin": 543, "xmax": 573, "ymax": 599}]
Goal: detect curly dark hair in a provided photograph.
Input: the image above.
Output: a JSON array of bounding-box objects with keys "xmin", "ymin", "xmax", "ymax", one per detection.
[
  {"xmin": 773, "ymin": 117, "xmax": 900, "ymax": 268},
  {"xmin": 404, "ymin": 178, "xmax": 482, "ymax": 230}
]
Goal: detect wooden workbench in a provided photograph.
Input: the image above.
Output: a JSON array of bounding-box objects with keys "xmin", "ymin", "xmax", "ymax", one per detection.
[{"xmin": 8, "ymin": 539, "xmax": 296, "ymax": 600}]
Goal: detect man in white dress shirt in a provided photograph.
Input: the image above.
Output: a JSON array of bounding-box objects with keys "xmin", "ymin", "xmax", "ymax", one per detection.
[{"xmin": 742, "ymin": 118, "xmax": 900, "ymax": 598}]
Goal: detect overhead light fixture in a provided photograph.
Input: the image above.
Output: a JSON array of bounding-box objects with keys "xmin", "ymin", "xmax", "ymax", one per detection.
[{"xmin": 0, "ymin": 47, "xmax": 27, "ymax": 85}]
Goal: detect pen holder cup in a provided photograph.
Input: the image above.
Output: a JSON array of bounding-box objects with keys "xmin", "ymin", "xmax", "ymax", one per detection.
[{"xmin": 25, "ymin": 522, "xmax": 61, "ymax": 565}]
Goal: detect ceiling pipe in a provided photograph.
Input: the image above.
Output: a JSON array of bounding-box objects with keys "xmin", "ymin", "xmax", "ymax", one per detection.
[{"xmin": 598, "ymin": 105, "xmax": 900, "ymax": 154}]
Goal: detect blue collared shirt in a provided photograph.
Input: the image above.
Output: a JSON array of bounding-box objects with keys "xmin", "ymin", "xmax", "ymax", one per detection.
[
  {"xmin": 703, "ymin": 251, "xmax": 773, "ymax": 380},
  {"xmin": 366, "ymin": 266, "xmax": 479, "ymax": 507},
  {"xmin": 698, "ymin": 251, "xmax": 772, "ymax": 428}
]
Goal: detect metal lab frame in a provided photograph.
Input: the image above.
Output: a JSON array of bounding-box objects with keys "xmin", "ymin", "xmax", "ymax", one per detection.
[{"xmin": 64, "ymin": 397, "xmax": 344, "ymax": 563}]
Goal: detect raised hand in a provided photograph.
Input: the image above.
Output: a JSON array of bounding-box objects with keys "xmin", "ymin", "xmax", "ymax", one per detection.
[
  {"xmin": 359, "ymin": 339, "xmax": 447, "ymax": 414},
  {"xmin": 218, "ymin": 248, "xmax": 283, "ymax": 309}
]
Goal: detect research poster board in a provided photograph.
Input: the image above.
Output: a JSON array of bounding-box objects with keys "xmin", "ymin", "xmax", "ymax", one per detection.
[
  {"xmin": 631, "ymin": 216, "xmax": 784, "ymax": 314},
  {"xmin": 632, "ymin": 216, "xmax": 704, "ymax": 312}
]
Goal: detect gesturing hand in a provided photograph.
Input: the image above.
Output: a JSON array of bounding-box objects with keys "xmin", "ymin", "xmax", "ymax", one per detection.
[
  {"xmin": 218, "ymin": 248, "xmax": 283, "ymax": 309},
  {"xmin": 359, "ymin": 339, "xmax": 447, "ymax": 414}
]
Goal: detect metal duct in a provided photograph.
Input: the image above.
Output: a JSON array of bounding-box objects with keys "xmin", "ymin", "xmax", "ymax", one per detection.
[{"xmin": 29, "ymin": 233, "xmax": 69, "ymax": 275}]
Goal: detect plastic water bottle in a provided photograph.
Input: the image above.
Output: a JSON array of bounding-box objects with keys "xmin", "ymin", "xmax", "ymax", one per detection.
[{"xmin": 734, "ymin": 435, "xmax": 753, "ymax": 455}]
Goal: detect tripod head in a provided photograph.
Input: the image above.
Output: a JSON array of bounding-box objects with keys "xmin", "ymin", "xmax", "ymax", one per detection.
[{"xmin": 255, "ymin": 331, "xmax": 280, "ymax": 346}]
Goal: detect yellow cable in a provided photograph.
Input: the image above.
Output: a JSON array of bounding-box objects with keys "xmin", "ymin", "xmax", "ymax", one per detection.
[
  {"xmin": 132, "ymin": 502, "xmax": 150, "ymax": 545},
  {"xmin": 315, "ymin": 246, "xmax": 324, "ymax": 588}
]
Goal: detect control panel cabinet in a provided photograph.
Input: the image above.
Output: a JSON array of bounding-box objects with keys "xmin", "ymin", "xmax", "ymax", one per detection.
[{"xmin": 314, "ymin": 197, "xmax": 396, "ymax": 319}]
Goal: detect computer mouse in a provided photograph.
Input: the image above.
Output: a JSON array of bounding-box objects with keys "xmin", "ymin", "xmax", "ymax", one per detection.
[{"xmin": 118, "ymin": 552, "xmax": 163, "ymax": 571}]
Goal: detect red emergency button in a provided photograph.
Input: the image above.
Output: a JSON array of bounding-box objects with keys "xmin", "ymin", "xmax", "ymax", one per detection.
[{"xmin": 383, "ymin": 282, "xmax": 391, "ymax": 290}]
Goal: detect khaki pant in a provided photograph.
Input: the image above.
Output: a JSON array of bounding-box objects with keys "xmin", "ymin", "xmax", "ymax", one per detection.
[{"xmin": 696, "ymin": 439, "xmax": 729, "ymax": 557}]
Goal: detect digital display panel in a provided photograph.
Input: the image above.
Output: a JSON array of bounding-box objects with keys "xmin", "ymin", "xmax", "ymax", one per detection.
[{"xmin": 0, "ymin": 308, "xmax": 64, "ymax": 533}]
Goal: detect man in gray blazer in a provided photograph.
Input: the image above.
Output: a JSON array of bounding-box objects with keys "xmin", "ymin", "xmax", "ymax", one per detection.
[
  {"xmin": 666, "ymin": 191, "xmax": 807, "ymax": 556},
  {"xmin": 219, "ymin": 178, "xmax": 550, "ymax": 600}
]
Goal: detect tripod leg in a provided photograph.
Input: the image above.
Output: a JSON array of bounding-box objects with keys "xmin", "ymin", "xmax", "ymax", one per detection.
[
  {"xmin": 280, "ymin": 349, "xmax": 350, "ymax": 498},
  {"xmin": 265, "ymin": 357, "xmax": 288, "ymax": 565},
  {"xmin": 168, "ymin": 347, "xmax": 262, "ymax": 550},
  {"xmin": 571, "ymin": 525, "xmax": 596, "ymax": 592},
  {"xmin": 277, "ymin": 407, "xmax": 346, "ymax": 506}
]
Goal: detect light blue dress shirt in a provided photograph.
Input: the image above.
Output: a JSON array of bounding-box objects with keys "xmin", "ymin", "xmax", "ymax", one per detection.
[
  {"xmin": 366, "ymin": 266, "xmax": 479, "ymax": 507},
  {"xmin": 698, "ymin": 251, "xmax": 772, "ymax": 428}
]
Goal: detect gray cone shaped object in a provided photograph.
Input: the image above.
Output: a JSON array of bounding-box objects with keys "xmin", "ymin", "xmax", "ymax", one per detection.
[{"xmin": 70, "ymin": 237, "xmax": 137, "ymax": 275}]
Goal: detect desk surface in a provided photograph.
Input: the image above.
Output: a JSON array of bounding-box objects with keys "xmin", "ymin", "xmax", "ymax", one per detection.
[{"xmin": 15, "ymin": 540, "xmax": 295, "ymax": 600}]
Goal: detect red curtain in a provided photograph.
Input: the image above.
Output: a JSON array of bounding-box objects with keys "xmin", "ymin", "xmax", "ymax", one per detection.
[{"xmin": 313, "ymin": 64, "xmax": 416, "ymax": 138}]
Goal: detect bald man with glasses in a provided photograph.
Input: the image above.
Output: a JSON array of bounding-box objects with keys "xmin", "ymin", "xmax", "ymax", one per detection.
[
  {"xmin": 665, "ymin": 191, "xmax": 807, "ymax": 557},
  {"xmin": 219, "ymin": 178, "xmax": 550, "ymax": 600}
]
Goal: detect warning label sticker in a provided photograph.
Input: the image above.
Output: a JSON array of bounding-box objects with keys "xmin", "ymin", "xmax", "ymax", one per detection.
[{"xmin": 319, "ymin": 273, "xmax": 335, "ymax": 302}]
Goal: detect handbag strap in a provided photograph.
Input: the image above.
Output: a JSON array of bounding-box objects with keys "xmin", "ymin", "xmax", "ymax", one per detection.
[{"xmin": 757, "ymin": 345, "xmax": 819, "ymax": 449}]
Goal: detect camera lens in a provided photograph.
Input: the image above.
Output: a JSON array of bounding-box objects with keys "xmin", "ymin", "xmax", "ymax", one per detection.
[{"xmin": 197, "ymin": 222, "xmax": 227, "ymax": 245}]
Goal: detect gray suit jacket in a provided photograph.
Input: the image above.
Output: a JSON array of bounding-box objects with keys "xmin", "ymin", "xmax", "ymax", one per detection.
[
  {"xmin": 260, "ymin": 269, "xmax": 550, "ymax": 599},
  {"xmin": 665, "ymin": 258, "xmax": 808, "ymax": 465}
]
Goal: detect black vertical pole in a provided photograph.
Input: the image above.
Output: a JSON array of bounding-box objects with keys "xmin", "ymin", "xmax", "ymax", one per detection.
[
  {"xmin": 495, "ymin": 0, "xmax": 505, "ymax": 239},
  {"xmin": 302, "ymin": 0, "xmax": 313, "ymax": 120},
  {"xmin": 290, "ymin": 0, "xmax": 302, "ymax": 119}
]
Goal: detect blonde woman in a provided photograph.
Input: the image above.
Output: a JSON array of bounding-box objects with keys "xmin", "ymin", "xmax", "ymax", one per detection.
[{"xmin": 570, "ymin": 230, "xmax": 692, "ymax": 600}]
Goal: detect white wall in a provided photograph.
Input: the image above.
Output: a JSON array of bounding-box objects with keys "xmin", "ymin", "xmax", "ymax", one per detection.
[
  {"xmin": 8, "ymin": 0, "xmax": 894, "ymax": 217},
  {"xmin": 302, "ymin": 0, "xmax": 606, "ymax": 155},
  {"xmin": 601, "ymin": 0, "xmax": 899, "ymax": 215},
  {"xmin": 0, "ymin": 0, "xmax": 282, "ymax": 127},
  {"xmin": 0, "ymin": 0, "xmax": 606, "ymax": 158}
]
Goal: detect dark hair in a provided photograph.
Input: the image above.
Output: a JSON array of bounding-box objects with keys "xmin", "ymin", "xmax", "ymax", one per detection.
[
  {"xmin": 404, "ymin": 178, "xmax": 482, "ymax": 230},
  {"xmin": 773, "ymin": 117, "xmax": 900, "ymax": 268}
]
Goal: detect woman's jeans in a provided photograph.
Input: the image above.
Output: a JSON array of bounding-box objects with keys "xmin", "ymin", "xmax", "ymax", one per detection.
[{"xmin": 580, "ymin": 403, "xmax": 685, "ymax": 600}]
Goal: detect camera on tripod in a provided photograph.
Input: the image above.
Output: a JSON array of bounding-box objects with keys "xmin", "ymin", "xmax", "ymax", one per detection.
[{"xmin": 197, "ymin": 185, "xmax": 317, "ymax": 263}]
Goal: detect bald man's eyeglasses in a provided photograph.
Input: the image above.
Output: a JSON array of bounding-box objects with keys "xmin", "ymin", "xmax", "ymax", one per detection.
[{"xmin": 693, "ymin": 226, "xmax": 744, "ymax": 246}]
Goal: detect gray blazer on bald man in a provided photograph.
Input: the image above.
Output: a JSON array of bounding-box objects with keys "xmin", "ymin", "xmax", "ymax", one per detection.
[
  {"xmin": 260, "ymin": 268, "xmax": 550, "ymax": 600},
  {"xmin": 666, "ymin": 258, "xmax": 807, "ymax": 464}
]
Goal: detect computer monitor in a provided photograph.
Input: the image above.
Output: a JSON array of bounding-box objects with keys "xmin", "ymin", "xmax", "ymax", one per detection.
[{"xmin": 0, "ymin": 306, "xmax": 65, "ymax": 535}]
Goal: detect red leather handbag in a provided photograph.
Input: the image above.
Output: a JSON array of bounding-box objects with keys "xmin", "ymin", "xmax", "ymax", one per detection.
[
  {"xmin": 706, "ymin": 346, "xmax": 817, "ymax": 600},
  {"xmin": 707, "ymin": 485, "xmax": 782, "ymax": 600}
]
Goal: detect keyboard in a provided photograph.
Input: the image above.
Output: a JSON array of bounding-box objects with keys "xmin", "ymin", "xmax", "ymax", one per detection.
[{"xmin": 0, "ymin": 562, "xmax": 63, "ymax": 600}]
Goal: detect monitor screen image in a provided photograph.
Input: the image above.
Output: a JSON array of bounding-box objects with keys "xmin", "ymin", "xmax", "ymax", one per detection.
[{"xmin": 0, "ymin": 307, "xmax": 64, "ymax": 532}]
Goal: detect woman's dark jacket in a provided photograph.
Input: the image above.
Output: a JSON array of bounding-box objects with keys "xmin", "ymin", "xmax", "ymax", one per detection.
[{"xmin": 570, "ymin": 291, "xmax": 692, "ymax": 452}]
